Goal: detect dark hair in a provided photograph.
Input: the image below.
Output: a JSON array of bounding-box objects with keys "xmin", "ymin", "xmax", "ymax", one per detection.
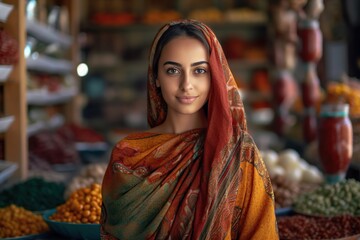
[{"xmin": 152, "ymin": 23, "xmax": 210, "ymax": 79}]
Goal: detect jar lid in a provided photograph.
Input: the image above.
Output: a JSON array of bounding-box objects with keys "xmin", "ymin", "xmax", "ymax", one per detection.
[
  {"xmin": 271, "ymin": 69, "xmax": 293, "ymax": 81},
  {"xmin": 320, "ymin": 104, "xmax": 349, "ymax": 117},
  {"xmin": 298, "ymin": 19, "xmax": 319, "ymax": 29}
]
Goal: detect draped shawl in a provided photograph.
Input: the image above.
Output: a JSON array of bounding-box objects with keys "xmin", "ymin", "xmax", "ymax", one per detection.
[{"xmin": 101, "ymin": 19, "xmax": 278, "ymax": 240}]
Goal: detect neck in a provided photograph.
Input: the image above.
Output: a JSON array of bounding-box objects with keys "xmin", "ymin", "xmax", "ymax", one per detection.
[{"xmin": 161, "ymin": 110, "xmax": 207, "ymax": 134}]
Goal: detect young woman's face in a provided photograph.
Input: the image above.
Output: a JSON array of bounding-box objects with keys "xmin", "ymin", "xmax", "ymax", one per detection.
[{"xmin": 156, "ymin": 36, "xmax": 210, "ymax": 118}]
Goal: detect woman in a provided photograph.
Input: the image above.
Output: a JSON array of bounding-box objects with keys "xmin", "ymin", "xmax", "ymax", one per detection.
[{"xmin": 101, "ymin": 19, "xmax": 278, "ymax": 240}]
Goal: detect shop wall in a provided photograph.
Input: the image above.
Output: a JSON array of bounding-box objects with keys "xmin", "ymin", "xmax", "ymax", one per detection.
[{"xmin": 78, "ymin": 0, "xmax": 271, "ymax": 137}]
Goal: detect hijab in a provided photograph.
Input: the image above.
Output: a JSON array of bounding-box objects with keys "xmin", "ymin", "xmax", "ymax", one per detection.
[{"xmin": 147, "ymin": 19, "xmax": 253, "ymax": 239}]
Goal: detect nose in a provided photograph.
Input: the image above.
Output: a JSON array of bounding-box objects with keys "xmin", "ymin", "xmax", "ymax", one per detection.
[{"xmin": 180, "ymin": 71, "xmax": 193, "ymax": 91}]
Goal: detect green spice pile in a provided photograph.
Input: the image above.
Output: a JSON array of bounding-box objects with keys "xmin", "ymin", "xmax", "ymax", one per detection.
[
  {"xmin": 0, "ymin": 177, "xmax": 65, "ymax": 211},
  {"xmin": 294, "ymin": 179, "xmax": 360, "ymax": 216}
]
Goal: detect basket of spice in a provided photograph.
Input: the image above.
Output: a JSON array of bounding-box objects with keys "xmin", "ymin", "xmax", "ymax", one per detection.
[
  {"xmin": 0, "ymin": 177, "xmax": 65, "ymax": 212},
  {"xmin": 0, "ymin": 205, "xmax": 50, "ymax": 239},
  {"xmin": 43, "ymin": 183, "xmax": 101, "ymax": 240},
  {"xmin": 277, "ymin": 179, "xmax": 360, "ymax": 239}
]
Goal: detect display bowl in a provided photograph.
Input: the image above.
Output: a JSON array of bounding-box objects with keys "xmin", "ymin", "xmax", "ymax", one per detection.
[
  {"xmin": 1, "ymin": 232, "xmax": 50, "ymax": 240},
  {"xmin": 275, "ymin": 207, "xmax": 293, "ymax": 217},
  {"xmin": 43, "ymin": 209, "xmax": 100, "ymax": 240}
]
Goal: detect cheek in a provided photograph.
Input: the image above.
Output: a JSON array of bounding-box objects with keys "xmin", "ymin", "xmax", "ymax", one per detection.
[
  {"xmin": 159, "ymin": 80, "xmax": 177, "ymax": 93},
  {"xmin": 159, "ymin": 81, "xmax": 176, "ymax": 101},
  {"xmin": 202, "ymin": 78, "xmax": 211, "ymax": 97}
]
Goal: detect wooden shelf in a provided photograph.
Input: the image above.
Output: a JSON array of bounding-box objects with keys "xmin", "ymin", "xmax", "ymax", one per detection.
[
  {"xmin": 80, "ymin": 21, "xmax": 267, "ymax": 33},
  {"xmin": 229, "ymin": 59, "xmax": 269, "ymax": 71},
  {"xmin": 27, "ymin": 114, "xmax": 65, "ymax": 137},
  {"xmin": 0, "ymin": 65, "xmax": 13, "ymax": 82},
  {"xmin": 0, "ymin": 2, "xmax": 13, "ymax": 22},
  {"xmin": 0, "ymin": 116, "xmax": 15, "ymax": 133},
  {"xmin": 0, "ymin": 0, "xmax": 81, "ymax": 182},
  {"xmin": 27, "ymin": 87, "xmax": 77, "ymax": 106},
  {"xmin": 26, "ymin": 19, "xmax": 72, "ymax": 47},
  {"xmin": 0, "ymin": 160, "xmax": 18, "ymax": 185},
  {"xmin": 27, "ymin": 55, "xmax": 73, "ymax": 74},
  {"xmin": 3, "ymin": 0, "xmax": 28, "ymax": 180}
]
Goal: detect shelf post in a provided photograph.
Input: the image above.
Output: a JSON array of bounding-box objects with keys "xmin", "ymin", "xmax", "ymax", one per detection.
[
  {"xmin": 3, "ymin": 0, "xmax": 28, "ymax": 180},
  {"xmin": 66, "ymin": 0, "xmax": 82, "ymax": 125}
]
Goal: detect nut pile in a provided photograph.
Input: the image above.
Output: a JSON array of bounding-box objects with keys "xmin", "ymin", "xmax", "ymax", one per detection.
[
  {"xmin": 50, "ymin": 183, "xmax": 102, "ymax": 224},
  {"xmin": 0, "ymin": 205, "xmax": 49, "ymax": 238}
]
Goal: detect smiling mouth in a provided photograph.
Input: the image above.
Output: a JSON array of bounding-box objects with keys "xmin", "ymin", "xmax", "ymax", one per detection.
[{"xmin": 177, "ymin": 96, "xmax": 198, "ymax": 104}]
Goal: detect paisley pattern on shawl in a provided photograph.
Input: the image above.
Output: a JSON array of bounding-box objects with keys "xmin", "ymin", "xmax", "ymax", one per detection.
[
  {"xmin": 101, "ymin": 129, "xmax": 205, "ymax": 240},
  {"xmin": 101, "ymin": 19, "xmax": 278, "ymax": 240}
]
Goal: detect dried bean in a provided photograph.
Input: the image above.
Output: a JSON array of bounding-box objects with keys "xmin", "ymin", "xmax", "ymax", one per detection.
[{"xmin": 278, "ymin": 215, "xmax": 360, "ymax": 240}]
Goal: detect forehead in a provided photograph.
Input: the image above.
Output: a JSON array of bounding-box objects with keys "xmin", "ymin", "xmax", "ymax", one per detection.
[{"xmin": 159, "ymin": 36, "xmax": 209, "ymax": 62}]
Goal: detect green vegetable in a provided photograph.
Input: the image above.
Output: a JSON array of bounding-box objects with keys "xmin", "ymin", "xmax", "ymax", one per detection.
[
  {"xmin": 294, "ymin": 179, "xmax": 360, "ymax": 216},
  {"xmin": 0, "ymin": 177, "xmax": 65, "ymax": 211}
]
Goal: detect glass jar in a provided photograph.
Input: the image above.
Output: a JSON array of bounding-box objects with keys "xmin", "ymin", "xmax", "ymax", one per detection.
[
  {"xmin": 303, "ymin": 108, "xmax": 317, "ymax": 143},
  {"xmin": 298, "ymin": 19, "xmax": 323, "ymax": 62},
  {"xmin": 318, "ymin": 104, "xmax": 353, "ymax": 183},
  {"xmin": 273, "ymin": 109, "xmax": 289, "ymax": 137},
  {"xmin": 272, "ymin": 69, "xmax": 296, "ymax": 108},
  {"xmin": 301, "ymin": 63, "xmax": 320, "ymax": 108}
]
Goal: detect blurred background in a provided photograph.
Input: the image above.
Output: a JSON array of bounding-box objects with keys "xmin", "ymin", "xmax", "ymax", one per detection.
[
  {"xmin": 1, "ymin": 0, "xmax": 360, "ymax": 238},
  {"xmin": 1, "ymin": 0, "xmax": 360, "ymax": 193}
]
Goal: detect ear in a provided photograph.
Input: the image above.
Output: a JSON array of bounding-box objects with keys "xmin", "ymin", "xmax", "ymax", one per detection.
[{"xmin": 155, "ymin": 79, "xmax": 160, "ymax": 88}]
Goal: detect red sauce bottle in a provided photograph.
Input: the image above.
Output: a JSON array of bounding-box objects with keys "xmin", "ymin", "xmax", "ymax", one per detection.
[
  {"xmin": 303, "ymin": 108, "xmax": 317, "ymax": 143},
  {"xmin": 318, "ymin": 104, "xmax": 353, "ymax": 183},
  {"xmin": 301, "ymin": 63, "xmax": 321, "ymax": 108},
  {"xmin": 298, "ymin": 19, "xmax": 323, "ymax": 62},
  {"xmin": 272, "ymin": 70, "xmax": 296, "ymax": 108}
]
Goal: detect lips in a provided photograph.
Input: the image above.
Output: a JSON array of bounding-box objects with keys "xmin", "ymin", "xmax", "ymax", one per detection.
[{"xmin": 177, "ymin": 96, "xmax": 198, "ymax": 104}]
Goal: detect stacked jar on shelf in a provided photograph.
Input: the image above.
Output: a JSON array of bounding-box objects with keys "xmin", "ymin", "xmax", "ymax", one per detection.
[{"xmin": 24, "ymin": 0, "xmax": 86, "ymax": 171}]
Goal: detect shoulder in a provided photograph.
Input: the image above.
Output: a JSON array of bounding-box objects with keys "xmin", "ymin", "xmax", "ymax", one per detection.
[
  {"xmin": 113, "ymin": 131, "xmax": 149, "ymax": 144},
  {"xmin": 145, "ymin": 124, "xmax": 166, "ymax": 134},
  {"xmin": 238, "ymin": 131, "xmax": 262, "ymax": 165},
  {"xmin": 111, "ymin": 130, "xmax": 159, "ymax": 151},
  {"xmin": 109, "ymin": 132, "xmax": 147, "ymax": 159},
  {"xmin": 241, "ymin": 131, "xmax": 257, "ymax": 146}
]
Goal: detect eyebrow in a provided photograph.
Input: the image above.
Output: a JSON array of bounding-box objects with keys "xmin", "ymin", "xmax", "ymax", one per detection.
[{"xmin": 163, "ymin": 61, "xmax": 209, "ymax": 67}]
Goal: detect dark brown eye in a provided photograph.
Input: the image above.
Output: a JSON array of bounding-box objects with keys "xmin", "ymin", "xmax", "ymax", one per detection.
[
  {"xmin": 195, "ymin": 68, "xmax": 207, "ymax": 74},
  {"xmin": 166, "ymin": 68, "xmax": 180, "ymax": 74}
]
